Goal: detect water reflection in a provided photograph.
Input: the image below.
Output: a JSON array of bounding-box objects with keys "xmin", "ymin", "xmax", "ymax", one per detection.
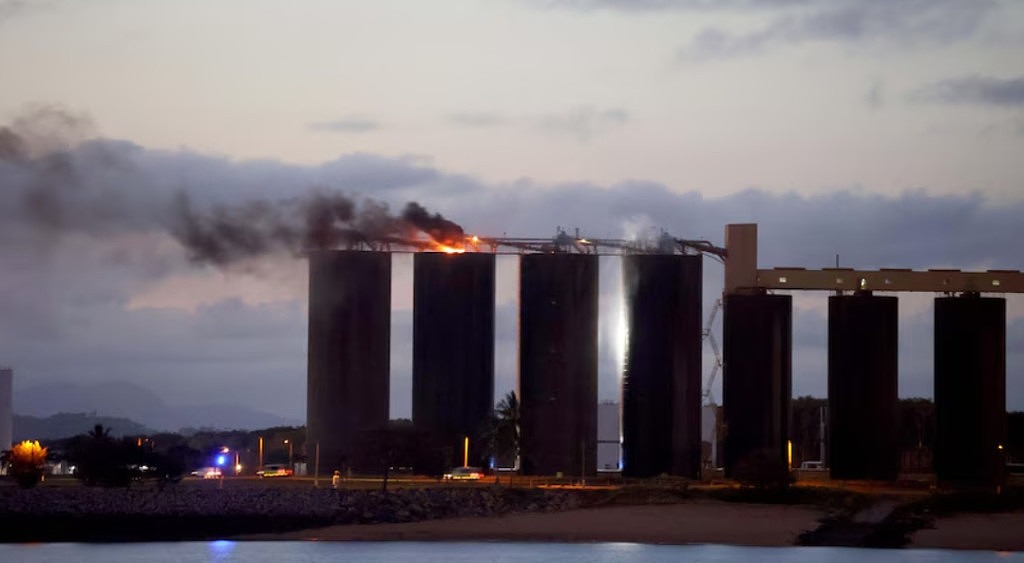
[{"xmin": 0, "ymin": 542, "xmax": 1019, "ymax": 562}]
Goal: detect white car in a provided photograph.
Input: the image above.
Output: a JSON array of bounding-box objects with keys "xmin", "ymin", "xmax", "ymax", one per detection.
[
  {"xmin": 190, "ymin": 467, "xmax": 222, "ymax": 479},
  {"xmin": 443, "ymin": 466, "xmax": 483, "ymax": 480}
]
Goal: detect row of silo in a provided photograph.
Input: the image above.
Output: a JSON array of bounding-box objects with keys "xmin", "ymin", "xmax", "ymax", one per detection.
[
  {"xmin": 307, "ymin": 250, "xmax": 706, "ymax": 477},
  {"xmin": 722, "ymin": 292, "xmax": 1006, "ymax": 487}
]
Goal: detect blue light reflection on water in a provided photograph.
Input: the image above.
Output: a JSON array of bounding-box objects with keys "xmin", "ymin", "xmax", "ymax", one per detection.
[{"xmin": 1, "ymin": 542, "xmax": 1021, "ymax": 563}]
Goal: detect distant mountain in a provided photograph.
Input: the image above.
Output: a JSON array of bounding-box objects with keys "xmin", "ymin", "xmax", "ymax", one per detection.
[
  {"xmin": 14, "ymin": 412, "xmax": 156, "ymax": 441},
  {"xmin": 15, "ymin": 380, "xmax": 302, "ymax": 432}
]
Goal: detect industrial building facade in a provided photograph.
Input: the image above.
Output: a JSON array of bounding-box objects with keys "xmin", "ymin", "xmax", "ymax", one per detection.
[
  {"xmin": 518, "ymin": 253, "xmax": 599, "ymax": 477},
  {"xmin": 412, "ymin": 252, "xmax": 495, "ymax": 469},
  {"xmin": 621, "ymin": 254, "xmax": 702, "ymax": 478},
  {"xmin": 305, "ymin": 223, "xmax": 1020, "ymax": 487},
  {"xmin": 306, "ymin": 251, "xmax": 391, "ymax": 472}
]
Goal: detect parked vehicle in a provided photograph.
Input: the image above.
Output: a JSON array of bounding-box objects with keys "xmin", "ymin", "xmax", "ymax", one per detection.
[
  {"xmin": 257, "ymin": 464, "xmax": 293, "ymax": 478},
  {"xmin": 443, "ymin": 466, "xmax": 483, "ymax": 480},
  {"xmin": 190, "ymin": 467, "xmax": 222, "ymax": 479}
]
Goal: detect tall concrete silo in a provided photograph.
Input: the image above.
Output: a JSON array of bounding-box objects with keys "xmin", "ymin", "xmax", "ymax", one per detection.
[
  {"xmin": 0, "ymin": 367, "xmax": 11, "ymax": 450},
  {"xmin": 828, "ymin": 294, "xmax": 899, "ymax": 480},
  {"xmin": 722, "ymin": 293, "xmax": 792, "ymax": 478},
  {"xmin": 621, "ymin": 254, "xmax": 703, "ymax": 478},
  {"xmin": 307, "ymin": 250, "xmax": 391, "ymax": 473},
  {"xmin": 412, "ymin": 252, "xmax": 495, "ymax": 468},
  {"xmin": 519, "ymin": 253, "xmax": 598, "ymax": 477},
  {"xmin": 934, "ymin": 295, "xmax": 1006, "ymax": 487}
]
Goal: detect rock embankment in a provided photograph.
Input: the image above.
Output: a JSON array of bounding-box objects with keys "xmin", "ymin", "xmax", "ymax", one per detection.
[{"xmin": 0, "ymin": 485, "xmax": 582, "ymax": 542}]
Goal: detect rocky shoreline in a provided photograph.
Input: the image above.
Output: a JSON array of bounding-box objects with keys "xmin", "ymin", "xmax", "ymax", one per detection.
[{"xmin": 0, "ymin": 485, "xmax": 582, "ymax": 542}]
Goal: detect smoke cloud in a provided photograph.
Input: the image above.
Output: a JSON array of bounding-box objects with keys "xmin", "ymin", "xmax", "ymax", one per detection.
[
  {"xmin": 401, "ymin": 201, "xmax": 465, "ymax": 247},
  {"xmin": 1, "ymin": 108, "xmax": 467, "ymax": 267}
]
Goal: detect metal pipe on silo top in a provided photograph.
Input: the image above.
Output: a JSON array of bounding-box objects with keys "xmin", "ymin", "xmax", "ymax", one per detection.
[
  {"xmin": 722, "ymin": 293, "xmax": 792, "ymax": 478},
  {"xmin": 519, "ymin": 253, "xmax": 598, "ymax": 477},
  {"xmin": 412, "ymin": 252, "xmax": 495, "ymax": 470},
  {"xmin": 934, "ymin": 296, "xmax": 1006, "ymax": 487},
  {"xmin": 306, "ymin": 250, "xmax": 391, "ymax": 474},
  {"xmin": 621, "ymin": 254, "xmax": 702, "ymax": 478},
  {"xmin": 828, "ymin": 294, "xmax": 899, "ymax": 480}
]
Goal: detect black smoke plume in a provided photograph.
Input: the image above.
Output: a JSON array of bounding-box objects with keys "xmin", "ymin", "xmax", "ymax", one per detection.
[
  {"xmin": 401, "ymin": 201, "xmax": 465, "ymax": 246},
  {"xmin": 1, "ymin": 108, "xmax": 466, "ymax": 267}
]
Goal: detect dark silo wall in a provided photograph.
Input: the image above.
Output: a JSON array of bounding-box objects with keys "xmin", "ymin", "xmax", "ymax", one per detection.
[
  {"xmin": 934, "ymin": 296, "xmax": 1006, "ymax": 487},
  {"xmin": 413, "ymin": 252, "xmax": 495, "ymax": 469},
  {"xmin": 519, "ymin": 254, "xmax": 598, "ymax": 476},
  {"xmin": 723, "ymin": 293, "xmax": 792, "ymax": 478},
  {"xmin": 622, "ymin": 254, "xmax": 703, "ymax": 478},
  {"xmin": 307, "ymin": 251, "xmax": 391, "ymax": 473},
  {"xmin": 828, "ymin": 295, "xmax": 899, "ymax": 480}
]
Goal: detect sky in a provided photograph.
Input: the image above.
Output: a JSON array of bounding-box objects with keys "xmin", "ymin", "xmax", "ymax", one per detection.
[{"xmin": 1, "ymin": 0, "xmax": 1023, "ymax": 430}]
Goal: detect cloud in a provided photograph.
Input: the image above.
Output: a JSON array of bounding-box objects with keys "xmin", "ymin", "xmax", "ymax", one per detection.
[
  {"xmin": 527, "ymin": 0, "xmax": 793, "ymax": 11},
  {"xmin": 307, "ymin": 118, "xmax": 380, "ymax": 133},
  {"xmin": 865, "ymin": 79, "xmax": 884, "ymax": 108},
  {"xmin": 447, "ymin": 112, "xmax": 507, "ymax": 128},
  {"xmin": 445, "ymin": 107, "xmax": 630, "ymax": 141},
  {"xmin": 0, "ymin": 0, "xmax": 57, "ymax": 25},
  {"xmin": 537, "ymin": 106, "xmax": 629, "ymax": 141},
  {"xmin": 910, "ymin": 75, "xmax": 1024, "ymax": 107},
  {"xmin": 532, "ymin": 0, "xmax": 1000, "ymax": 61},
  {"xmin": 679, "ymin": 1, "xmax": 999, "ymax": 60}
]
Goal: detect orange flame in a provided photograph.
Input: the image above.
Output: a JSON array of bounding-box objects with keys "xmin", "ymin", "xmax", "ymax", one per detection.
[
  {"xmin": 437, "ymin": 244, "xmax": 466, "ymax": 254},
  {"xmin": 426, "ymin": 234, "xmax": 480, "ymax": 254}
]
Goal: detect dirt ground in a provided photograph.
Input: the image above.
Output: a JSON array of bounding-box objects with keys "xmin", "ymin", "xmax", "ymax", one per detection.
[
  {"xmin": 910, "ymin": 512, "xmax": 1024, "ymax": 552},
  {"xmin": 240, "ymin": 501, "xmax": 825, "ymax": 546}
]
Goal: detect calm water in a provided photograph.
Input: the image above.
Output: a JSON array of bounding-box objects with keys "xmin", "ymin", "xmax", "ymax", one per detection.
[{"xmin": 1, "ymin": 542, "xmax": 1020, "ymax": 562}]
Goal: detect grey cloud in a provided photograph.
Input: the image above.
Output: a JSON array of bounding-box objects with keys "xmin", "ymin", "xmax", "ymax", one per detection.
[
  {"xmin": 528, "ymin": 0, "xmax": 807, "ymax": 11},
  {"xmin": 447, "ymin": 112, "xmax": 507, "ymax": 128},
  {"xmin": 678, "ymin": 1, "xmax": 999, "ymax": 60},
  {"xmin": 308, "ymin": 118, "xmax": 380, "ymax": 133},
  {"xmin": 0, "ymin": 0, "xmax": 52, "ymax": 23},
  {"xmin": 911, "ymin": 75, "xmax": 1024, "ymax": 107},
  {"xmin": 865, "ymin": 80, "xmax": 884, "ymax": 108},
  {"xmin": 537, "ymin": 107, "xmax": 629, "ymax": 141},
  {"xmin": 447, "ymin": 108, "xmax": 630, "ymax": 140}
]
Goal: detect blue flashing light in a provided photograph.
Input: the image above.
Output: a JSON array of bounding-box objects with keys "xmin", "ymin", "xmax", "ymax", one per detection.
[{"xmin": 216, "ymin": 454, "xmax": 227, "ymax": 466}]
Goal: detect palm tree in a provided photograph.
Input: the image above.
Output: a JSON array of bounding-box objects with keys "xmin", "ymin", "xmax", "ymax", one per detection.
[{"xmin": 482, "ymin": 391, "xmax": 520, "ymax": 483}]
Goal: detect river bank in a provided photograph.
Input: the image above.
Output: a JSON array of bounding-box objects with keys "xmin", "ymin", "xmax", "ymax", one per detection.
[{"xmin": 2, "ymin": 480, "xmax": 1022, "ymax": 549}]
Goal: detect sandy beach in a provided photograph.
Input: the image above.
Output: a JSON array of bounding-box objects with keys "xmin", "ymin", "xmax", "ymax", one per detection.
[
  {"xmin": 910, "ymin": 512, "xmax": 1024, "ymax": 552},
  {"xmin": 241, "ymin": 501, "xmax": 826, "ymax": 546}
]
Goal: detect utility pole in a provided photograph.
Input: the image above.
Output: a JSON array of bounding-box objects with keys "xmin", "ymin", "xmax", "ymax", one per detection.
[
  {"xmin": 581, "ymin": 440, "xmax": 586, "ymax": 488},
  {"xmin": 314, "ymin": 441, "xmax": 320, "ymax": 488}
]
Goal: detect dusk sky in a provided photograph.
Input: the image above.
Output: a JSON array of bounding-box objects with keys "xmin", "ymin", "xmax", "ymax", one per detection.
[{"xmin": 1, "ymin": 0, "xmax": 1022, "ymax": 430}]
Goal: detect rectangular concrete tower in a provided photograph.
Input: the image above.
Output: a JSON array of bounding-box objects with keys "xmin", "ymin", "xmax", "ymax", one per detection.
[
  {"xmin": 828, "ymin": 294, "xmax": 899, "ymax": 480},
  {"xmin": 621, "ymin": 254, "xmax": 703, "ymax": 478},
  {"xmin": 412, "ymin": 252, "xmax": 495, "ymax": 469},
  {"xmin": 0, "ymin": 368, "xmax": 11, "ymax": 451},
  {"xmin": 723, "ymin": 293, "xmax": 792, "ymax": 478},
  {"xmin": 307, "ymin": 251, "xmax": 391, "ymax": 473},
  {"xmin": 934, "ymin": 296, "xmax": 1006, "ymax": 487},
  {"xmin": 519, "ymin": 253, "xmax": 598, "ymax": 477}
]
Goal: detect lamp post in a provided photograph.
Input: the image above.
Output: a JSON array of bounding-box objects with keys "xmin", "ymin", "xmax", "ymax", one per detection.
[
  {"xmin": 284, "ymin": 439, "xmax": 293, "ymax": 470},
  {"xmin": 258, "ymin": 436, "xmax": 264, "ymax": 471}
]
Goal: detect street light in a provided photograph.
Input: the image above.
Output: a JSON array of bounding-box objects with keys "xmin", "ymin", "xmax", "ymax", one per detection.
[{"xmin": 284, "ymin": 439, "xmax": 293, "ymax": 469}]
